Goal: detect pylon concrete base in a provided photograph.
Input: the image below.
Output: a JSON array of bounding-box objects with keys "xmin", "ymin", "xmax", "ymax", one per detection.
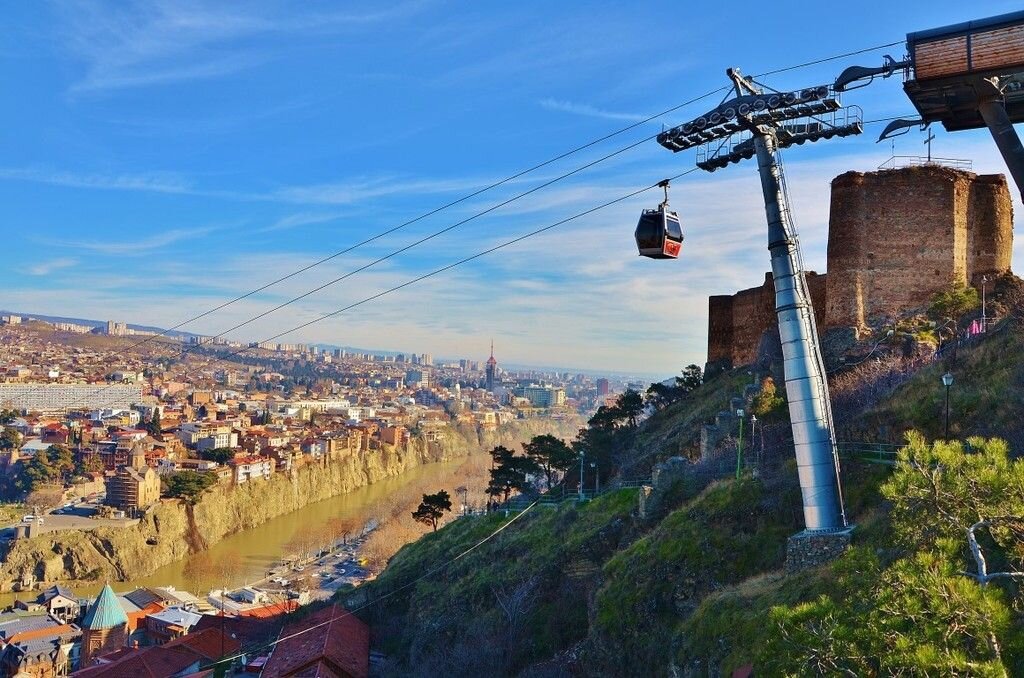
[{"xmin": 784, "ymin": 526, "xmax": 854, "ymax": 573}]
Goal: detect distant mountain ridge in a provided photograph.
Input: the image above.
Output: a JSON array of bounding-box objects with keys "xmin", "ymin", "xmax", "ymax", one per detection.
[
  {"xmin": 0, "ymin": 309, "xmax": 200, "ymax": 339},
  {"xmin": 3, "ymin": 310, "xmax": 659, "ymax": 380}
]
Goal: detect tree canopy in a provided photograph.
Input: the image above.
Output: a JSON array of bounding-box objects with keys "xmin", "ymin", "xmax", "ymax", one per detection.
[
  {"xmin": 164, "ymin": 470, "xmax": 217, "ymax": 504},
  {"xmin": 412, "ymin": 490, "xmax": 452, "ymax": 531},
  {"xmin": 0, "ymin": 428, "xmax": 21, "ymax": 451},
  {"xmin": 486, "ymin": 446, "xmax": 536, "ymax": 503},
  {"xmin": 763, "ymin": 434, "xmax": 1024, "ymax": 675},
  {"xmin": 11, "ymin": 444, "xmax": 75, "ymax": 496},
  {"xmin": 929, "ymin": 280, "xmax": 980, "ymax": 329},
  {"xmin": 523, "ymin": 435, "xmax": 575, "ymax": 491},
  {"xmin": 645, "ymin": 365, "xmax": 704, "ymax": 411},
  {"xmin": 199, "ymin": 447, "xmax": 236, "ymax": 464}
]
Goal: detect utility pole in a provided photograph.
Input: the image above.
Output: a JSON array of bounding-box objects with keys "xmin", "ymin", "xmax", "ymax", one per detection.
[{"xmin": 656, "ymin": 68, "xmax": 858, "ymax": 533}]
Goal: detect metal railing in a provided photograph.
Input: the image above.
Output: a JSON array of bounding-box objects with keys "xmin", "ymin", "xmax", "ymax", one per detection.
[
  {"xmin": 878, "ymin": 155, "xmax": 973, "ymax": 171},
  {"xmin": 494, "ymin": 477, "xmax": 653, "ymax": 513},
  {"xmin": 836, "ymin": 441, "xmax": 902, "ymax": 465}
]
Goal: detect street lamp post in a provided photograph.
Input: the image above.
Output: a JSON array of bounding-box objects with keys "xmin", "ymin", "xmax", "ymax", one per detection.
[
  {"xmin": 750, "ymin": 414, "xmax": 758, "ymax": 466},
  {"xmin": 578, "ymin": 451, "xmax": 585, "ymax": 502},
  {"xmin": 942, "ymin": 372, "xmax": 954, "ymax": 439},
  {"xmin": 982, "ymin": 274, "xmax": 989, "ymax": 332},
  {"xmin": 591, "ymin": 462, "xmax": 598, "ymax": 495},
  {"xmin": 736, "ymin": 408, "xmax": 745, "ymax": 480}
]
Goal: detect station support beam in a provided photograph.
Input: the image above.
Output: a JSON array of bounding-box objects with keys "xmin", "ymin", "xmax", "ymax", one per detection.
[{"xmin": 978, "ymin": 98, "xmax": 1024, "ymax": 200}]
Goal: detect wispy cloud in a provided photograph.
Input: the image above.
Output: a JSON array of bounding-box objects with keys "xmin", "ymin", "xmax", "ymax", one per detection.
[
  {"xmin": 57, "ymin": 1, "xmax": 430, "ymax": 93},
  {"xmin": 539, "ymin": 98, "xmax": 649, "ymax": 122},
  {"xmin": 0, "ymin": 167, "xmax": 191, "ymax": 194},
  {"xmin": 271, "ymin": 175, "xmax": 489, "ymax": 205},
  {"xmin": 256, "ymin": 211, "xmax": 344, "ymax": 233},
  {"xmin": 0, "ymin": 165, "xmax": 489, "ymax": 206},
  {"xmin": 45, "ymin": 225, "xmax": 220, "ymax": 254},
  {"xmin": 25, "ymin": 257, "xmax": 78, "ymax": 276}
]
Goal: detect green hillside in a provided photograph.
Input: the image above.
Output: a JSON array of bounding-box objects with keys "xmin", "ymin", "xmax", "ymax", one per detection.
[{"xmin": 343, "ymin": 313, "xmax": 1024, "ymax": 676}]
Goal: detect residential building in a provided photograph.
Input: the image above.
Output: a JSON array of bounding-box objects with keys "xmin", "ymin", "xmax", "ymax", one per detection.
[
  {"xmin": 516, "ymin": 385, "xmax": 567, "ymax": 408},
  {"xmin": 379, "ymin": 426, "xmax": 409, "ymax": 448},
  {"xmin": 0, "ymin": 384, "xmax": 141, "ymax": 414},
  {"xmin": 144, "ymin": 607, "xmax": 203, "ymax": 645},
  {"xmin": 228, "ymin": 455, "xmax": 274, "ymax": 484},
  {"xmin": 36, "ymin": 586, "xmax": 80, "ymax": 624},
  {"xmin": 405, "ymin": 369, "xmax": 429, "ymax": 388},
  {"xmin": 105, "ymin": 321, "xmax": 127, "ymax": 337},
  {"xmin": 0, "ymin": 612, "xmax": 80, "ymax": 677}
]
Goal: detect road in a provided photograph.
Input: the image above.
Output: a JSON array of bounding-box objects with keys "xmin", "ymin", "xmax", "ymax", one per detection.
[
  {"xmin": 1, "ymin": 501, "xmax": 138, "ymax": 539},
  {"xmin": 241, "ymin": 534, "xmax": 373, "ymax": 603}
]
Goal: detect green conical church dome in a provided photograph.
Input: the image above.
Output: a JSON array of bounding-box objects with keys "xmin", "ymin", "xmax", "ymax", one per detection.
[{"xmin": 81, "ymin": 584, "xmax": 128, "ymax": 630}]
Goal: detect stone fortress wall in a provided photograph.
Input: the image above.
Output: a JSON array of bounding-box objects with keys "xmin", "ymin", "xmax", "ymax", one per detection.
[{"xmin": 707, "ymin": 165, "xmax": 1014, "ymax": 370}]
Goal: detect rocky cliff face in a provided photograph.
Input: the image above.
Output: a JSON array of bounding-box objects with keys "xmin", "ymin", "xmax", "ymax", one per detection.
[{"xmin": 0, "ymin": 419, "xmax": 579, "ymax": 590}]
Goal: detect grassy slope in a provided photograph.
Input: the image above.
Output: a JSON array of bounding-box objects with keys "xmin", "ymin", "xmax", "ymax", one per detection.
[
  {"xmin": 357, "ymin": 489, "xmax": 640, "ymax": 675},
  {"xmin": 350, "ymin": 334, "xmax": 1023, "ymax": 675},
  {"xmin": 856, "ymin": 326, "xmax": 1024, "ymax": 444},
  {"xmin": 630, "ymin": 369, "xmax": 753, "ymax": 467}
]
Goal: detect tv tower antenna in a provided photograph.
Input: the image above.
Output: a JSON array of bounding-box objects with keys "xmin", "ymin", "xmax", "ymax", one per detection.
[{"xmin": 655, "ymin": 69, "xmax": 864, "ymax": 535}]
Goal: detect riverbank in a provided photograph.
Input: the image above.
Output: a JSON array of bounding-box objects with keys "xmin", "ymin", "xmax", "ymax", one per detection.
[{"xmin": 0, "ymin": 418, "xmax": 579, "ymax": 592}]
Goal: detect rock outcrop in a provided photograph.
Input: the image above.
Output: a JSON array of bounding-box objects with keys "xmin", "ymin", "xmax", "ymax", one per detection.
[{"xmin": 0, "ymin": 419, "xmax": 577, "ymax": 590}]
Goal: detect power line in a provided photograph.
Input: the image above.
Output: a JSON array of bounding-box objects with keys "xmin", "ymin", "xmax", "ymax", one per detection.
[
  {"xmin": 32, "ymin": 42, "xmax": 909, "ymax": 412},
  {"xmin": 71, "ymin": 87, "xmax": 732, "ymax": 359},
  {"xmin": 9, "ymin": 88, "xmax": 727, "ymax": 407},
  {"xmin": 140, "ymin": 117, "xmax": 917, "ymax": 364},
  {"xmin": 184, "ymin": 134, "xmax": 658, "ymax": 347},
  {"xmin": 756, "ymin": 40, "xmax": 905, "ymax": 78},
  {"xmin": 76, "ymin": 113, "xmax": 917, "ymax": 413},
  {"xmin": 53, "ymin": 39, "xmax": 906, "ymax": 362},
  {"xmin": 81, "ymin": 168, "xmax": 700, "ymax": 412}
]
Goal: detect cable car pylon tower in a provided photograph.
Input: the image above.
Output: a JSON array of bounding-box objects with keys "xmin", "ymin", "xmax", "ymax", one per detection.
[{"xmin": 652, "ymin": 68, "xmax": 865, "ymax": 537}]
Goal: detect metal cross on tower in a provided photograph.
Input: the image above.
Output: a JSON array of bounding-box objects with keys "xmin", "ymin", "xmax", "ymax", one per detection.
[
  {"xmin": 924, "ymin": 128, "xmax": 936, "ymax": 162},
  {"xmin": 657, "ymin": 68, "xmax": 862, "ymax": 533}
]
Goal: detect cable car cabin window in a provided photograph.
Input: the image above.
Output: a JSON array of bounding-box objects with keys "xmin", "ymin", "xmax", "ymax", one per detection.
[
  {"xmin": 665, "ymin": 213, "xmax": 682, "ymax": 240},
  {"xmin": 635, "ymin": 211, "xmax": 665, "ymax": 250}
]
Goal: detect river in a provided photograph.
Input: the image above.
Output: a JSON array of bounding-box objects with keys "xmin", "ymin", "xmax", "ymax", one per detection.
[{"xmin": 0, "ymin": 457, "xmax": 466, "ymax": 608}]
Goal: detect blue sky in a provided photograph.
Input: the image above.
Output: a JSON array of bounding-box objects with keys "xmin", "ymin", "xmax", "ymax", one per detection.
[{"xmin": 2, "ymin": 1, "xmax": 1022, "ymax": 377}]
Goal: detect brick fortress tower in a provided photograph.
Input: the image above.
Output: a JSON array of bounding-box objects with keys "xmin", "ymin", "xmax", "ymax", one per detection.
[{"xmin": 706, "ymin": 165, "xmax": 1013, "ymax": 371}]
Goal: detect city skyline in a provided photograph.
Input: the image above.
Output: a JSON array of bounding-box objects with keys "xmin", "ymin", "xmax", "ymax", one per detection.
[{"xmin": 2, "ymin": 1, "xmax": 1022, "ymax": 375}]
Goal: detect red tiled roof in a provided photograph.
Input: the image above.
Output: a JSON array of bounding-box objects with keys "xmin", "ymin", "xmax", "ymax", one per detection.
[
  {"xmin": 260, "ymin": 604, "xmax": 369, "ymax": 678},
  {"xmin": 191, "ymin": 615, "xmax": 276, "ymax": 648},
  {"xmin": 165, "ymin": 627, "xmax": 241, "ymax": 660},
  {"xmin": 72, "ymin": 646, "xmax": 198, "ymax": 678},
  {"xmin": 239, "ymin": 600, "xmax": 298, "ymax": 619}
]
